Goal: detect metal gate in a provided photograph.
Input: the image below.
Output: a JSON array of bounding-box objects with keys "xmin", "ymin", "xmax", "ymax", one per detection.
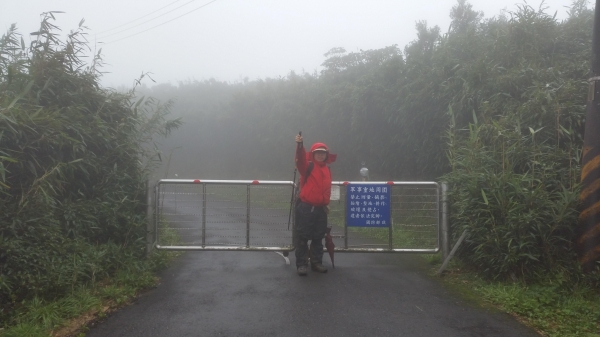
[{"xmin": 153, "ymin": 179, "xmax": 447, "ymax": 254}]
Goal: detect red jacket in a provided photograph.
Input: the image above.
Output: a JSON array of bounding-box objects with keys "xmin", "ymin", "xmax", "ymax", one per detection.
[{"xmin": 296, "ymin": 142, "xmax": 337, "ymax": 207}]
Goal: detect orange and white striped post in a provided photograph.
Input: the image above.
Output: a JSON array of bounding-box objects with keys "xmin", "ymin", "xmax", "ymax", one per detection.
[{"xmin": 577, "ymin": 0, "xmax": 600, "ymax": 272}]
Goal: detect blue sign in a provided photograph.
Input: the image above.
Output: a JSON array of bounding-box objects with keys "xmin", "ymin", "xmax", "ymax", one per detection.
[{"xmin": 347, "ymin": 184, "xmax": 391, "ymax": 227}]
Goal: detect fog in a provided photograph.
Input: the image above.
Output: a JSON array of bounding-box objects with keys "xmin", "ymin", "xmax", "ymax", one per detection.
[
  {"xmin": 1, "ymin": 0, "xmax": 576, "ymax": 88},
  {"xmin": 1, "ymin": 0, "xmax": 588, "ymax": 182}
]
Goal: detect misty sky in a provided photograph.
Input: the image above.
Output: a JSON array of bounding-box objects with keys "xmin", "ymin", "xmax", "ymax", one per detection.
[{"xmin": 1, "ymin": 0, "xmax": 584, "ymax": 88}]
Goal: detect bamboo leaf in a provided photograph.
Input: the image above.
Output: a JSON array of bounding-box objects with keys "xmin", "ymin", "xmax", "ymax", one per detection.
[
  {"xmin": 481, "ymin": 189, "xmax": 489, "ymax": 205},
  {"xmin": 6, "ymin": 80, "xmax": 35, "ymax": 110}
]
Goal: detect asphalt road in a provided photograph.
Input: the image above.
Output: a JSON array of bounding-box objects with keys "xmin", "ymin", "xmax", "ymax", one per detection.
[
  {"xmin": 86, "ymin": 187, "xmax": 539, "ymax": 337},
  {"xmin": 86, "ymin": 252, "xmax": 540, "ymax": 337}
]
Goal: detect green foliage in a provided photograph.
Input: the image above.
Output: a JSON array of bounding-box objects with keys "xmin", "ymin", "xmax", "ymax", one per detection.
[
  {"xmin": 0, "ymin": 13, "xmax": 179, "ymax": 323},
  {"xmin": 438, "ymin": 264, "xmax": 600, "ymax": 337},
  {"xmin": 0, "ymin": 248, "xmax": 174, "ymax": 336},
  {"xmin": 477, "ymin": 282, "xmax": 600, "ymax": 336},
  {"xmin": 1, "ymin": 323, "xmax": 47, "ymax": 337},
  {"xmin": 445, "ymin": 135, "xmax": 581, "ymax": 279},
  {"xmin": 442, "ymin": 0, "xmax": 594, "ymax": 281}
]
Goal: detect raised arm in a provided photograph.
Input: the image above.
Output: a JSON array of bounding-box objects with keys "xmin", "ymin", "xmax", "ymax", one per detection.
[{"xmin": 295, "ymin": 133, "xmax": 308, "ymax": 175}]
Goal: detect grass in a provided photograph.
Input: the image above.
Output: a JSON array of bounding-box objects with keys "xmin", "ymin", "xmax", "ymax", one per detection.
[
  {"xmin": 0, "ymin": 221, "xmax": 181, "ymax": 337},
  {"xmin": 345, "ymin": 223, "xmax": 438, "ymax": 249},
  {"xmin": 0, "ymin": 250, "xmax": 177, "ymax": 337},
  {"xmin": 0, "ymin": 253, "xmax": 166, "ymax": 337},
  {"xmin": 430, "ymin": 256, "xmax": 600, "ymax": 337}
]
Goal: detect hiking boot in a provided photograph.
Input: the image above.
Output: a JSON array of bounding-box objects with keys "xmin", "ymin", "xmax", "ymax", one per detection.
[
  {"xmin": 297, "ymin": 265, "xmax": 308, "ymax": 276},
  {"xmin": 311, "ymin": 263, "xmax": 328, "ymax": 273}
]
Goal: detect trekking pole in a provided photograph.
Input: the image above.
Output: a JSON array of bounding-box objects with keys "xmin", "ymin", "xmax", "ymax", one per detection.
[{"xmin": 288, "ymin": 131, "xmax": 301, "ymax": 230}]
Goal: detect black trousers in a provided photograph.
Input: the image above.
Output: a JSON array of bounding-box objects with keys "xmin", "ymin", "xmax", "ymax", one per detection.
[{"xmin": 295, "ymin": 201, "xmax": 328, "ymax": 267}]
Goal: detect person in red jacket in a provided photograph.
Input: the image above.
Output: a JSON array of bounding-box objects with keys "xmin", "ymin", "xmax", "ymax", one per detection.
[{"xmin": 294, "ymin": 133, "xmax": 336, "ymax": 276}]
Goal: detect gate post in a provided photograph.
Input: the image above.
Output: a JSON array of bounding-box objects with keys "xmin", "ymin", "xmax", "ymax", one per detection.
[
  {"xmin": 441, "ymin": 182, "xmax": 449, "ymax": 260},
  {"xmin": 343, "ymin": 184, "xmax": 349, "ymax": 249},
  {"xmin": 246, "ymin": 184, "xmax": 251, "ymax": 248},
  {"xmin": 202, "ymin": 183, "xmax": 207, "ymax": 248},
  {"xmin": 154, "ymin": 182, "xmax": 160, "ymax": 248},
  {"xmin": 146, "ymin": 179, "xmax": 153, "ymax": 255}
]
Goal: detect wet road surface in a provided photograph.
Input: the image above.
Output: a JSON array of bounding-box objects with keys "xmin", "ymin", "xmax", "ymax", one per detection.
[
  {"xmin": 86, "ymin": 250, "xmax": 539, "ymax": 337},
  {"xmin": 87, "ymin": 189, "xmax": 539, "ymax": 337}
]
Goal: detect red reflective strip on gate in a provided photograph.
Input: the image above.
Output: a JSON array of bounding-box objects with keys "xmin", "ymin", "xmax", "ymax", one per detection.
[
  {"xmin": 193, "ymin": 179, "xmax": 201, "ymax": 183},
  {"xmin": 387, "ymin": 181, "xmax": 394, "ymax": 185},
  {"xmin": 252, "ymin": 180, "xmax": 260, "ymax": 185}
]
